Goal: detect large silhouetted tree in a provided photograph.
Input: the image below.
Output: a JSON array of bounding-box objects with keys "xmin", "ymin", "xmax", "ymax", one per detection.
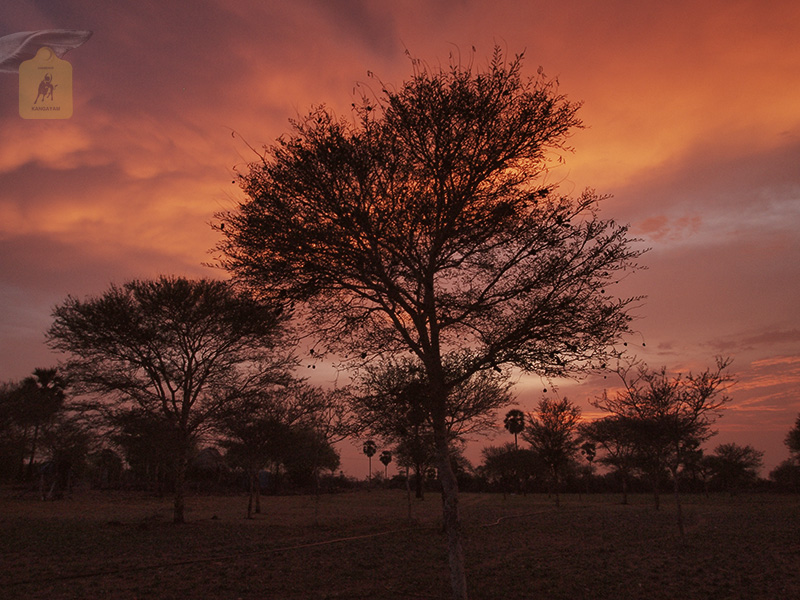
[
  {"xmin": 216, "ymin": 48, "xmax": 643, "ymax": 599},
  {"xmin": 47, "ymin": 276, "xmax": 295, "ymax": 523}
]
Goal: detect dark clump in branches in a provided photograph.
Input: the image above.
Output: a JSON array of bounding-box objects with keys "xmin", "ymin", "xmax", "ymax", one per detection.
[{"xmin": 215, "ymin": 47, "xmax": 644, "ymax": 600}]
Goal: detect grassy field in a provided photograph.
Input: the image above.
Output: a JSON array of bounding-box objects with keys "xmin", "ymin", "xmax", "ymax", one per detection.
[{"xmin": 1, "ymin": 487, "xmax": 798, "ymax": 599}]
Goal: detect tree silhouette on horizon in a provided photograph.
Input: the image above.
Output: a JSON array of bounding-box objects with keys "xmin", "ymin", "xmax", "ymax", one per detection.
[
  {"xmin": 504, "ymin": 409, "xmax": 525, "ymax": 451},
  {"xmin": 363, "ymin": 439, "xmax": 377, "ymax": 482},
  {"xmin": 380, "ymin": 449, "xmax": 392, "ymax": 478},
  {"xmin": 523, "ymin": 397, "xmax": 582, "ymax": 507},
  {"xmin": 216, "ymin": 47, "xmax": 644, "ymax": 599},
  {"xmin": 592, "ymin": 358, "xmax": 733, "ymax": 536},
  {"xmin": 47, "ymin": 276, "xmax": 296, "ymax": 523}
]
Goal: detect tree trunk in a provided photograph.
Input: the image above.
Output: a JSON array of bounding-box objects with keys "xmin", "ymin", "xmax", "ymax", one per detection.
[
  {"xmin": 173, "ymin": 445, "xmax": 188, "ymax": 524},
  {"xmin": 553, "ymin": 469, "xmax": 561, "ymax": 508},
  {"xmin": 154, "ymin": 463, "xmax": 164, "ymax": 497},
  {"xmin": 672, "ymin": 465, "xmax": 685, "ymax": 538},
  {"xmin": 415, "ymin": 462, "xmax": 424, "ymax": 499},
  {"xmin": 247, "ymin": 469, "xmax": 255, "ymax": 519},
  {"xmin": 26, "ymin": 423, "xmax": 40, "ymax": 480},
  {"xmin": 313, "ymin": 467, "xmax": 321, "ymax": 527},
  {"xmin": 621, "ymin": 472, "xmax": 629, "ymax": 505},
  {"xmin": 436, "ymin": 443, "xmax": 468, "ymax": 600},
  {"xmin": 255, "ymin": 474, "xmax": 261, "ymax": 514},
  {"xmin": 651, "ymin": 470, "xmax": 660, "ymax": 510},
  {"xmin": 406, "ymin": 466, "xmax": 413, "ymax": 521},
  {"xmin": 16, "ymin": 425, "xmax": 29, "ymax": 481},
  {"xmin": 426, "ymin": 330, "xmax": 468, "ymax": 599}
]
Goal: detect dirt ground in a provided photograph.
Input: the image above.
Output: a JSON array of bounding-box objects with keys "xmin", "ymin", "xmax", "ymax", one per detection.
[{"xmin": 1, "ymin": 488, "xmax": 798, "ymax": 599}]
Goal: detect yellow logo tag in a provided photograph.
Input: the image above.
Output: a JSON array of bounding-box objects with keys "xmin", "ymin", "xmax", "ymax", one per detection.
[{"xmin": 19, "ymin": 47, "xmax": 73, "ymax": 119}]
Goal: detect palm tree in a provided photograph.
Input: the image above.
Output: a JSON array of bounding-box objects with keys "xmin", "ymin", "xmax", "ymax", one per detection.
[
  {"xmin": 504, "ymin": 409, "xmax": 525, "ymax": 450},
  {"xmin": 363, "ymin": 440, "xmax": 377, "ymax": 482},
  {"xmin": 14, "ymin": 368, "xmax": 67, "ymax": 480},
  {"xmin": 380, "ymin": 450, "xmax": 392, "ymax": 478}
]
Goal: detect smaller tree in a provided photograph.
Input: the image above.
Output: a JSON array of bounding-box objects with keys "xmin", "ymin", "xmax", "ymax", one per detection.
[
  {"xmin": 363, "ymin": 440, "xmax": 377, "ymax": 482},
  {"xmin": 38, "ymin": 413, "xmax": 93, "ymax": 500},
  {"xmin": 110, "ymin": 408, "xmax": 186, "ymax": 495},
  {"xmin": 380, "ymin": 450, "xmax": 392, "ymax": 478},
  {"xmin": 87, "ymin": 448, "xmax": 124, "ymax": 490},
  {"xmin": 770, "ymin": 459, "xmax": 800, "ymax": 492},
  {"xmin": 11, "ymin": 368, "xmax": 67, "ymax": 480},
  {"xmin": 593, "ymin": 357, "xmax": 733, "ymax": 535},
  {"xmin": 705, "ymin": 443, "xmax": 763, "ymax": 495},
  {"xmin": 504, "ymin": 409, "xmax": 525, "ymax": 451},
  {"xmin": 786, "ymin": 413, "xmax": 800, "ymax": 463},
  {"xmin": 479, "ymin": 443, "xmax": 540, "ymax": 497},
  {"xmin": 580, "ymin": 441, "xmax": 596, "ymax": 464},
  {"xmin": 503, "ymin": 409, "xmax": 530, "ymax": 494},
  {"xmin": 578, "ymin": 441, "xmax": 596, "ymax": 496},
  {"xmin": 579, "ymin": 416, "xmax": 639, "ymax": 504},
  {"xmin": 770, "ymin": 414, "xmax": 800, "ymax": 493},
  {"xmin": 0, "ymin": 382, "xmax": 26, "ymax": 481},
  {"xmin": 48, "ymin": 276, "xmax": 296, "ymax": 523},
  {"xmin": 523, "ymin": 397, "xmax": 581, "ymax": 506},
  {"xmin": 280, "ymin": 426, "xmax": 340, "ymax": 489},
  {"xmin": 217, "ymin": 382, "xmax": 321, "ymax": 518},
  {"xmin": 394, "ymin": 432, "xmax": 437, "ymax": 500},
  {"xmin": 351, "ymin": 356, "xmax": 512, "ymax": 496},
  {"xmin": 679, "ymin": 438, "xmax": 710, "ymax": 495}
]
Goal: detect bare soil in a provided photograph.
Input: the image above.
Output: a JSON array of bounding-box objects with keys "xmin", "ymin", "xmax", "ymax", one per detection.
[{"xmin": 1, "ymin": 488, "xmax": 798, "ymax": 599}]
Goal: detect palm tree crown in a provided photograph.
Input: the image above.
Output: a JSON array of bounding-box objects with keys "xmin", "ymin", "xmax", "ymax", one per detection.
[{"xmin": 504, "ymin": 409, "xmax": 525, "ymax": 450}]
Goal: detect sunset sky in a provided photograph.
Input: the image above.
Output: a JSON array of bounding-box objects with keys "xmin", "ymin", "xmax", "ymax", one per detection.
[{"xmin": 1, "ymin": 0, "xmax": 798, "ymax": 476}]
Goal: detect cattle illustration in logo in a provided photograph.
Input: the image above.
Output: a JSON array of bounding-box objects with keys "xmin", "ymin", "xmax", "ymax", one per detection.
[{"xmin": 34, "ymin": 72, "xmax": 57, "ymax": 104}]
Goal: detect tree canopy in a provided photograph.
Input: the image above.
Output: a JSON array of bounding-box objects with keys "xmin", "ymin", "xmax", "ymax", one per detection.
[
  {"xmin": 503, "ymin": 409, "xmax": 525, "ymax": 450},
  {"xmin": 592, "ymin": 357, "xmax": 733, "ymax": 533},
  {"xmin": 47, "ymin": 276, "xmax": 296, "ymax": 522},
  {"xmin": 217, "ymin": 51, "xmax": 642, "ymax": 383},
  {"xmin": 705, "ymin": 442, "xmax": 763, "ymax": 494},
  {"xmin": 523, "ymin": 397, "xmax": 581, "ymax": 505},
  {"xmin": 215, "ymin": 48, "xmax": 644, "ymax": 600}
]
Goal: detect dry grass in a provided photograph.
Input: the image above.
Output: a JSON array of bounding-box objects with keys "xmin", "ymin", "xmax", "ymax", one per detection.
[{"xmin": 1, "ymin": 488, "xmax": 798, "ymax": 599}]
